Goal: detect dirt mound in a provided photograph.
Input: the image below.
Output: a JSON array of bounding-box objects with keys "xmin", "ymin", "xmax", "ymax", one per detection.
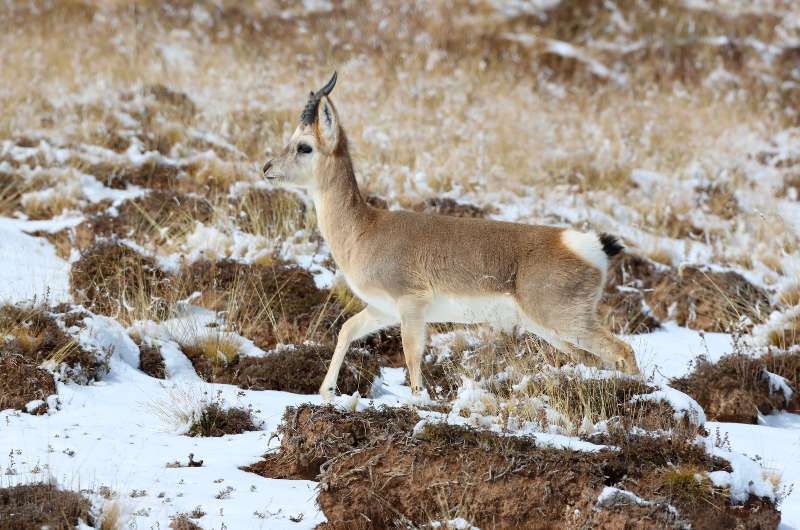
[
  {"xmin": 671, "ymin": 353, "xmax": 795, "ymax": 423},
  {"xmin": 648, "ymin": 266, "xmax": 772, "ymax": 332},
  {"xmin": 600, "ymin": 253, "xmax": 663, "ymax": 334},
  {"xmin": 0, "ymin": 354, "xmax": 55, "ymax": 414},
  {"xmin": 187, "ymin": 402, "xmax": 258, "ymax": 437},
  {"xmin": 258, "ymin": 405, "xmax": 778, "ymax": 529},
  {"xmin": 602, "ymin": 253, "xmax": 772, "ymax": 333},
  {"xmin": 764, "ymin": 350, "xmax": 800, "ymax": 410},
  {"xmin": 138, "ymin": 342, "xmax": 166, "ymax": 379},
  {"xmin": 412, "ymin": 197, "xmax": 487, "ymax": 218},
  {"xmin": 84, "ymin": 159, "xmax": 182, "ymax": 190},
  {"xmin": 0, "ymin": 483, "xmax": 94, "ymax": 530},
  {"xmin": 184, "ymin": 344, "xmax": 379, "ymax": 396},
  {"xmin": 70, "ymin": 241, "xmax": 176, "ymax": 319},
  {"xmin": 242, "ymin": 404, "xmax": 419, "ymax": 480},
  {"xmin": 0, "ymin": 304, "xmax": 104, "ymax": 384},
  {"xmin": 77, "ymin": 190, "xmax": 213, "ymax": 247},
  {"xmin": 182, "ymin": 259, "xmax": 328, "ymax": 348}
]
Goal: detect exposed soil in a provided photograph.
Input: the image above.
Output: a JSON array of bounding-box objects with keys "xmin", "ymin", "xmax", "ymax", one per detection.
[
  {"xmin": 76, "ymin": 190, "xmax": 213, "ymax": 247},
  {"xmin": 0, "ymin": 483, "xmax": 94, "ymax": 530},
  {"xmin": 184, "ymin": 344, "xmax": 380, "ymax": 396},
  {"xmin": 602, "ymin": 253, "xmax": 772, "ymax": 333},
  {"xmin": 187, "ymin": 402, "xmax": 258, "ymax": 437},
  {"xmin": 255, "ymin": 405, "xmax": 778, "ymax": 530},
  {"xmin": 0, "ymin": 354, "xmax": 56, "ymax": 414},
  {"xmin": 70, "ymin": 241, "xmax": 176, "ymax": 319},
  {"xmin": 412, "ymin": 197, "xmax": 488, "ymax": 218},
  {"xmin": 0, "ymin": 304, "xmax": 104, "ymax": 384},
  {"xmin": 182, "ymin": 259, "xmax": 329, "ymax": 348},
  {"xmin": 242, "ymin": 404, "xmax": 419, "ymax": 480},
  {"xmin": 671, "ymin": 353, "xmax": 794, "ymax": 423},
  {"xmin": 138, "ymin": 342, "xmax": 166, "ymax": 379}
]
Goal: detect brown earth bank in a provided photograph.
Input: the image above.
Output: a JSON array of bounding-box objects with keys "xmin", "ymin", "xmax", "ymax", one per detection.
[
  {"xmin": 0, "ymin": 483, "xmax": 94, "ymax": 530},
  {"xmin": 247, "ymin": 405, "xmax": 778, "ymax": 530},
  {"xmin": 601, "ymin": 252, "xmax": 773, "ymax": 334},
  {"xmin": 672, "ymin": 350, "xmax": 800, "ymax": 423},
  {"xmin": 183, "ymin": 343, "xmax": 380, "ymax": 396}
]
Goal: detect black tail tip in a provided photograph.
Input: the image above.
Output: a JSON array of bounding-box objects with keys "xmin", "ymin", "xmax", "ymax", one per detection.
[{"xmin": 599, "ymin": 233, "xmax": 624, "ymax": 257}]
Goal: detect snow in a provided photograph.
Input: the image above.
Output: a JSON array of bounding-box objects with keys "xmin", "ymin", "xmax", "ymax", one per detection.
[
  {"xmin": 705, "ymin": 420, "xmax": 800, "ymax": 523},
  {"xmin": 0, "ymin": 218, "xmax": 71, "ymax": 304}
]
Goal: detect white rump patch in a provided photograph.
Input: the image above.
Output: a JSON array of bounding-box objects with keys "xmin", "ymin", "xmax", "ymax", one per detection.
[{"xmin": 561, "ymin": 229, "xmax": 608, "ymax": 271}]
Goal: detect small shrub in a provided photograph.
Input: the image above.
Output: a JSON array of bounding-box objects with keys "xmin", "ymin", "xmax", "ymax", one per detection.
[{"xmin": 187, "ymin": 402, "xmax": 258, "ymax": 437}]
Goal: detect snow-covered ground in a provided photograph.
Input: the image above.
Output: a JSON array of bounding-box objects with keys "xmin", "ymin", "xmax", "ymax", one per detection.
[{"xmin": 1, "ymin": 217, "xmax": 799, "ymax": 528}]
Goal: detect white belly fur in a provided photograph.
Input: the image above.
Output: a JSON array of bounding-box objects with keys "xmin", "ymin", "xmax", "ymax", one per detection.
[
  {"xmin": 425, "ymin": 294, "xmax": 524, "ymax": 329},
  {"xmin": 349, "ymin": 281, "xmax": 524, "ymax": 331}
]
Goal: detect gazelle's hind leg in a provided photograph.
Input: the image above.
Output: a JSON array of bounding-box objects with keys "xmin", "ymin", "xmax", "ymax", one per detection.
[
  {"xmin": 319, "ymin": 305, "xmax": 398, "ymax": 401},
  {"xmin": 567, "ymin": 324, "xmax": 639, "ymax": 374},
  {"xmin": 397, "ymin": 297, "xmax": 428, "ymax": 395},
  {"xmin": 519, "ymin": 316, "xmax": 603, "ymax": 369}
]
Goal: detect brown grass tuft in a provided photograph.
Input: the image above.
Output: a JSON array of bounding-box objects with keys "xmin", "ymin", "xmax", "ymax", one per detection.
[{"xmin": 0, "ymin": 483, "xmax": 94, "ymax": 530}]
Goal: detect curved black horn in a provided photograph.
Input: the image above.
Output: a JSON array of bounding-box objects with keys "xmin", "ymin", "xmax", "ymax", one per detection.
[
  {"xmin": 320, "ymin": 71, "xmax": 337, "ymax": 96},
  {"xmin": 300, "ymin": 71, "xmax": 338, "ymax": 125}
]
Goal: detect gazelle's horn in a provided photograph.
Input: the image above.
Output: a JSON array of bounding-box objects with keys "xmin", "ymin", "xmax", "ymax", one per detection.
[{"xmin": 300, "ymin": 71, "xmax": 338, "ymax": 125}]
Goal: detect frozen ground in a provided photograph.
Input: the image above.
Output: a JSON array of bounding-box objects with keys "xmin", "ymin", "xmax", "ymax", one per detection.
[{"xmin": 0, "ymin": 216, "xmax": 798, "ymax": 528}]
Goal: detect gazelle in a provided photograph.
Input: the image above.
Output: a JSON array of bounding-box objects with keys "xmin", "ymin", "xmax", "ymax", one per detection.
[{"xmin": 263, "ymin": 73, "xmax": 639, "ymax": 401}]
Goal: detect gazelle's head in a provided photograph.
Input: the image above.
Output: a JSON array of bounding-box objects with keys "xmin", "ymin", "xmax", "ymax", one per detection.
[{"xmin": 262, "ymin": 72, "xmax": 343, "ymax": 189}]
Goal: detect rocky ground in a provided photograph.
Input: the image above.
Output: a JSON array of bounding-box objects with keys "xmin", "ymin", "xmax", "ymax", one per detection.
[{"xmin": 1, "ymin": 1, "xmax": 800, "ymax": 529}]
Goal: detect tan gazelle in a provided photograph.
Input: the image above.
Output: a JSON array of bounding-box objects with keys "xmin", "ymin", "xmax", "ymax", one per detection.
[{"xmin": 263, "ymin": 73, "xmax": 639, "ymax": 401}]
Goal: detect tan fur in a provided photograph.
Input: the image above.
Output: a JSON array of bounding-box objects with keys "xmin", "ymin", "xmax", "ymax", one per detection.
[{"xmin": 264, "ymin": 88, "xmax": 638, "ymax": 400}]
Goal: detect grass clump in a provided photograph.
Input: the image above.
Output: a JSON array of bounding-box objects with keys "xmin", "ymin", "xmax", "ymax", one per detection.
[
  {"xmin": 187, "ymin": 401, "xmax": 259, "ymax": 438},
  {"xmin": 0, "ymin": 483, "xmax": 94, "ymax": 530}
]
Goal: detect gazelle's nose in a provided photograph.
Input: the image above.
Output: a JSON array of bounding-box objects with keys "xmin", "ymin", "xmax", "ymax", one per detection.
[{"xmin": 263, "ymin": 160, "xmax": 273, "ymax": 177}]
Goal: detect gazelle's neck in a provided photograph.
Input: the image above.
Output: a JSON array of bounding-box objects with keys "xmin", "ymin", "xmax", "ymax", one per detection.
[{"xmin": 311, "ymin": 135, "xmax": 369, "ymax": 249}]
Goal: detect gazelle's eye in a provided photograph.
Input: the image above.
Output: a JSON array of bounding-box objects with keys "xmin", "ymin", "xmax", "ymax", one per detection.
[{"xmin": 297, "ymin": 143, "xmax": 312, "ymax": 154}]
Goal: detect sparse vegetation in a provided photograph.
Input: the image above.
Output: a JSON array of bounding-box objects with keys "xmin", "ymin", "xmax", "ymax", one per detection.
[
  {"xmin": 187, "ymin": 402, "xmax": 258, "ymax": 438},
  {"xmin": 0, "ymin": 483, "xmax": 94, "ymax": 530},
  {"xmin": 1, "ymin": 0, "xmax": 798, "ymax": 526}
]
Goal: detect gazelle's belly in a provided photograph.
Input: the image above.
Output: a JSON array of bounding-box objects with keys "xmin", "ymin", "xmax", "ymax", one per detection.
[
  {"xmin": 424, "ymin": 294, "xmax": 523, "ymax": 330},
  {"xmin": 347, "ymin": 277, "xmax": 523, "ymax": 330}
]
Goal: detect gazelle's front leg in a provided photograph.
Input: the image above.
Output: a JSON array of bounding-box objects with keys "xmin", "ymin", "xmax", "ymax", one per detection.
[
  {"xmin": 398, "ymin": 297, "xmax": 428, "ymax": 395},
  {"xmin": 319, "ymin": 305, "xmax": 397, "ymax": 401}
]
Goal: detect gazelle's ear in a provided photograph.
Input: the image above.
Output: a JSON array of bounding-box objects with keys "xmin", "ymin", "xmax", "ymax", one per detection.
[{"xmin": 315, "ymin": 95, "xmax": 339, "ymax": 153}]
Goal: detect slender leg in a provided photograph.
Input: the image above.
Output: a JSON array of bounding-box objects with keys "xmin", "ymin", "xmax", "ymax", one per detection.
[
  {"xmin": 319, "ymin": 305, "xmax": 397, "ymax": 401},
  {"xmin": 563, "ymin": 325, "xmax": 639, "ymax": 374},
  {"xmin": 398, "ymin": 297, "xmax": 428, "ymax": 395}
]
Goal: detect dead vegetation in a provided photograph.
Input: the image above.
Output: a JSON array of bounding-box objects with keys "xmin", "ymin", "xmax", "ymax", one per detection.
[
  {"xmin": 0, "ymin": 354, "xmax": 56, "ymax": 414},
  {"xmin": 183, "ymin": 343, "xmax": 379, "ymax": 396},
  {"xmin": 137, "ymin": 341, "xmax": 166, "ymax": 379},
  {"xmin": 249, "ymin": 404, "xmax": 778, "ymax": 529},
  {"xmin": 182, "ymin": 258, "xmax": 335, "ymax": 348},
  {"xmin": 0, "ymin": 304, "xmax": 105, "ymax": 385},
  {"xmin": 672, "ymin": 347, "xmax": 800, "ymax": 423},
  {"xmin": 601, "ymin": 252, "xmax": 772, "ymax": 333},
  {"xmin": 186, "ymin": 402, "xmax": 258, "ymax": 437},
  {"xmin": 0, "ymin": 483, "xmax": 94, "ymax": 530},
  {"xmin": 76, "ymin": 190, "xmax": 213, "ymax": 248},
  {"xmin": 70, "ymin": 241, "xmax": 177, "ymax": 322}
]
